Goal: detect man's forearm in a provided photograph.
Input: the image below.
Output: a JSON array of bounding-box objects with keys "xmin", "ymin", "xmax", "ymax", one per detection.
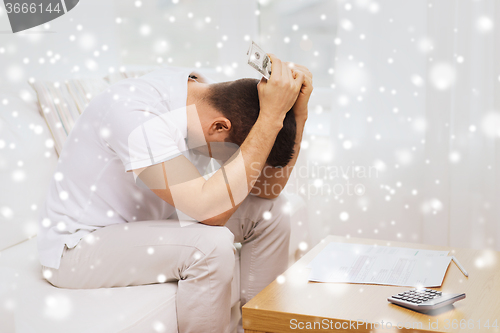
[
  {"xmin": 197, "ymin": 114, "xmax": 284, "ymax": 224},
  {"xmin": 251, "ymin": 113, "xmax": 307, "ymax": 199}
]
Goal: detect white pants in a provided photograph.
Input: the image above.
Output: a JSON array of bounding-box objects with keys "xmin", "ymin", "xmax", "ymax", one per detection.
[{"xmin": 44, "ymin": 194, "xmax": 291, "ymax": 333}]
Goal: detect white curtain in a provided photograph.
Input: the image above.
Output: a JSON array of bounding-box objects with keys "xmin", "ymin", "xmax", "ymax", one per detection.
[
  {"xmin": 298, "ymin": 0, "xmax": 500, "ymax": 251},
  {"xmin": 423, "ymin": 0, "xmax": 500, "ymax": 250}
]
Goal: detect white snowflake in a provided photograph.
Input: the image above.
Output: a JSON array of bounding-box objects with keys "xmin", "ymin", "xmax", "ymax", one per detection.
[
  {"xmin": 44, "ymin": 294, "xmax": 72, "ymax": 320},
  {"xmin": 339, "ymin": 212, "xmax": 349, "ymax": 221},
  {"xmin": 429, "ymin": 63, "xmax": 456, "ymax": 90}
]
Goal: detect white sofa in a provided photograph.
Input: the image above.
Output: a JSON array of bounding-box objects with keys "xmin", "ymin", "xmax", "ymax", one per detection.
[{"xmin": 0, "ymin": 78, "xmax": 309, "ymax": 332}]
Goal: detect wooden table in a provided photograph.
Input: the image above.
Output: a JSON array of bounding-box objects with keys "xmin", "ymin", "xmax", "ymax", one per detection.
[{"xmin": 242, "ymin": 235, "xmax": 500, "ymax": 332}]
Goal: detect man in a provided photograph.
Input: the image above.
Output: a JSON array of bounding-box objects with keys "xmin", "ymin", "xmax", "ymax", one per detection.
[{"xmin": 38, "ymin": 54, "xmax": 313, "ymax": 333}]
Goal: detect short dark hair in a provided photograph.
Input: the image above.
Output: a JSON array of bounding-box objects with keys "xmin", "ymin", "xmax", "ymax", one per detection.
[{"xmin": 206, "ymin": 78, "xmax": 296, "ymax": 167}]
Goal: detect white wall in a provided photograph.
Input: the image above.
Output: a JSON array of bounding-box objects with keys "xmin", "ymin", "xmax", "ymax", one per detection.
[{"xmin": 0, "ymin": 0, "xmax": 119, "ymax": 94}]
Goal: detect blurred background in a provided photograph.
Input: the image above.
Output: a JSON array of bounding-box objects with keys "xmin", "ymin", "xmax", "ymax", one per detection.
[{"xmin": 0, "ymin": 0, "xmax": 499, "ymax": 253}]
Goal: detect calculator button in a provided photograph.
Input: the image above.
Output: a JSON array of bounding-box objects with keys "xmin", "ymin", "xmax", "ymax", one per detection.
[
  {"xmin": 393, "ymin": 295, "xmax": 402, "ymax": 299},
  {"xmin": 398, "ymin": 293, "xmax": 405, "ymax": 296},
  {"xmin": 416, "ymin": 300, "xmax": 422, "ymax": 304},
  {"xmin": 423, "ymin": 298, "xmax": 429, "ymax": 301}
]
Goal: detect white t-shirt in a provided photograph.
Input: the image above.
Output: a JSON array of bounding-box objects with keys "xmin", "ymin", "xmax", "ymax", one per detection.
[{"xmin": 38, "ymin": 66, "xmax": 214, "ymax": 269}]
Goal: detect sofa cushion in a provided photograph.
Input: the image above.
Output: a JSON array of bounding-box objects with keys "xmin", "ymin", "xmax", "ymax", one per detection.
[
  {"xmin": 103, "ymin": 68, "xmax": 156, "ymax": 85},
  {"xmin": 29, "ymin": 78, "xmax": 110, "ymax": 154},
  {"xmin": 0, "ymin": 91, "xmax": 58, "ymax": 251},
  {"xmin": 0, "ymin": 237, "xmax": 241, "ymax": 333}
]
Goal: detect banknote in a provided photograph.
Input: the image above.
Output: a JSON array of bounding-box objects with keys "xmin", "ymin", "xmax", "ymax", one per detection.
[{"xmin": 247, "ymin": 41, "xmax": 272, "ymax": 79}]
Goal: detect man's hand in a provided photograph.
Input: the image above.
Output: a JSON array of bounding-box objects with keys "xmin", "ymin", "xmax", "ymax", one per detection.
[
  {"xmin": 286, "ymin": 63, "xmax": 313, "ymax": 120},
  {"xmin": 250, "ymin": 63, "xmax": 312, "ymax": 200},
  {"xmin": 257, "ymin": 54, "xmax": 305, "ymax": 126}
]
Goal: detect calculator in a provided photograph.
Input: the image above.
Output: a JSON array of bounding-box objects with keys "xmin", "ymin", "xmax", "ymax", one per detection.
[{"xmin": 388, "ymin": 288, "xmax": 466, "ymax": 313}]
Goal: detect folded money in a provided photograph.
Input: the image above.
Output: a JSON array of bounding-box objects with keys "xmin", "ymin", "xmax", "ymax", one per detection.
[{"xmin": 247, "ymin": 41, "xmax": 272, "ymax": 79}]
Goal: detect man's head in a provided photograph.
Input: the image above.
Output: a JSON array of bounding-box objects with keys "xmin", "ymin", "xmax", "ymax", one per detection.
[{"xmin": 189, "ymin": 78, "xmax": 296, "ymax": 167}]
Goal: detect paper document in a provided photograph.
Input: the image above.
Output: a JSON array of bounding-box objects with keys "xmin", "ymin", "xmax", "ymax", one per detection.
[{"xmin": 308, "ymin": 242, "xmax": 451, "ymax": 287}]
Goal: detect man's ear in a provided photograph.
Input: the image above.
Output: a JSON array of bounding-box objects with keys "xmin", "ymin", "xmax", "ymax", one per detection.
[{"xmin": 209, "ymin": 117, "xmax": 231, "ymax": 136}]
